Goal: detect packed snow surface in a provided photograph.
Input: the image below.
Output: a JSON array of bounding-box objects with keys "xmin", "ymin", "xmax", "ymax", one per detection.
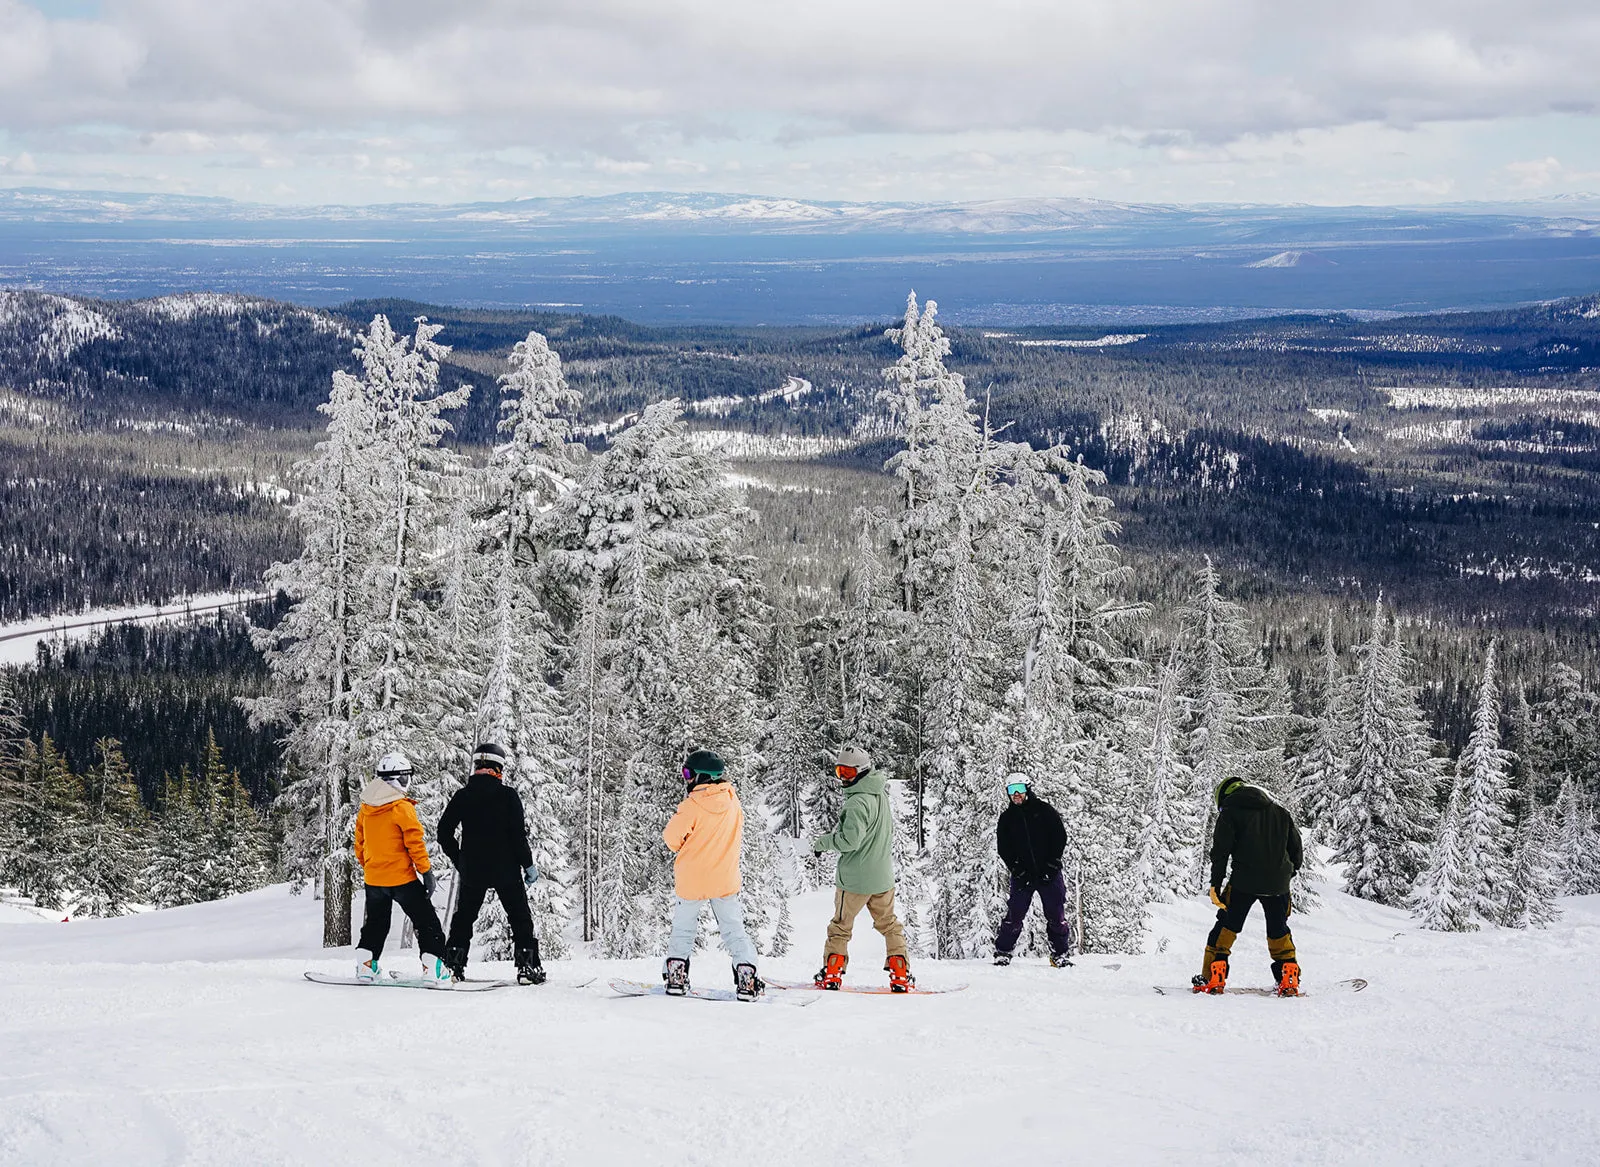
[{"xmin": 3, "ymin": 880, "xmax": 1597, "ymax": 1164}]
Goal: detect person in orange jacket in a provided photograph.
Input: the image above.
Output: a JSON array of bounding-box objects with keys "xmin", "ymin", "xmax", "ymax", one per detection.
[
  {"xmin": 661, "ymin": 749, "xmax": 762, "ymax": 1001},
  {"xmin": 353, "ymin": 751, "xmax": 451, "ymax": 985}
]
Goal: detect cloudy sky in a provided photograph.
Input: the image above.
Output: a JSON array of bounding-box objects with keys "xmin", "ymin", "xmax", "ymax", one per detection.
[{"xmin": 2, "ymin": 0, "xmax": 1598, "ymax": 207}]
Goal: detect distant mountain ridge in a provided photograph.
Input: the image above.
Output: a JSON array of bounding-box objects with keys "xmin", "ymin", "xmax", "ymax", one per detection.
[{"xmin": 3, "ymin": 186, "xmax": 1598, "ymax": 239}]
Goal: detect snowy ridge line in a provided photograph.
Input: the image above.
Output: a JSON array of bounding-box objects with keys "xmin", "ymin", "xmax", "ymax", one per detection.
[
  {"xmin": 1380, "ymin": 385, "xmax": 1600, "ymax": 411},
  {"xmin": 1011, "ymin": 334, "xmax": 1147, "ymax": 348},
  {"xmin": 0, "ymin": 592, "xmax": 267, "ymax": 667}
]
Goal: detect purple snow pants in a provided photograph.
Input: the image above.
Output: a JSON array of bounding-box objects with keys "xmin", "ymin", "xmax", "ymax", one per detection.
[{"xmin": 993, "ymin": 872, "xmax": 1074, "ymax": 958}]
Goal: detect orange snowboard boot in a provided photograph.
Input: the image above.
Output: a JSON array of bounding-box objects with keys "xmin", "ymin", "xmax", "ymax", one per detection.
[
  {"xmin": 886, "ymin": 955, "xmax": 915, "ymax": 993},
  {"xmin": 814, "ymin": 953, "xmax": 847, "ymax": 990},
  {"xmin": 1191, "ymin": 958, "xmax": 1229, "ymax": 995},
  {"xmin": 1274, "ymin": 960, "xmax": 1301, "ymax": 997}
]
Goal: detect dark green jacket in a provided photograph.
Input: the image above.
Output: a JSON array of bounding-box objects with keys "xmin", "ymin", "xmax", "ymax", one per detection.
[
  {"xmin": 1209, "ymin": 785, "xmax": 1303, "ymax": 895},
  {"xmin": 811, "ymin": 769, "xmax": 895, "ymax": 895}
]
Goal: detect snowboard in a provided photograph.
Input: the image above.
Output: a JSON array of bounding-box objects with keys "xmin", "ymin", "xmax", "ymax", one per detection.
[
  {"xmin": 304, "ymin": 971, "xmax": 509, "ymax": 992},
  {"xmin": 606, "ymin": 978, "xmax": 817, "ymax": 1006},
  {"xmin": 390, "ymin": 971, "xmax": 598, "ymax": 989},
  {"xmin": 764, "ymin": 978, "xmax": 968, "ymax": 997},
  {"xmin": 1153, "ymin": 977, "xmax": 1368, "ymax": 997}
]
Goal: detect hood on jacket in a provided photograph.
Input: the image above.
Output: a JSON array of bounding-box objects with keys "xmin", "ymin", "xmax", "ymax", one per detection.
[
  {"xmin": 360, "ymin": 777, "xmax": 410, "ymax": 808},
  {"xmin": 687, "ymin": 781, "xmax": 737, "ymax": 815},
  {"xmin": 844, "ymin": 769, "xmax": 887, "ymax": 796},
  {"xmin": 1222, "ymin": 784, "xmax": 1278, "ymax": 811}
]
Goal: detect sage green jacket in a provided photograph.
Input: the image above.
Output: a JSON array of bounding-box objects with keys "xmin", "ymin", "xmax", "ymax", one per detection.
[{"xmin": 811, "ymin": 769, "xmax": 896, "ymax": 895}]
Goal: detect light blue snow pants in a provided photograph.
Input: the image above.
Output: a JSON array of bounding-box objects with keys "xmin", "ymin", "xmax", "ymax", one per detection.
[{"xmin": 665, "ymin": 894, "xmax": 757, "ymax": 968}]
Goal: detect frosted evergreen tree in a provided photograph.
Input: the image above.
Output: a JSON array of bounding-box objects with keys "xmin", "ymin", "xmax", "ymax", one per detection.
[
  {"xmin": 1453, "ymin": 642, "xmax": 1515, "ymax": 922},
  {"xmin": 547, "ymin": 399, "xmax": 762, "ymax": 957},
  {"xmin": 348, "ymin": 316, "xmax": 470, "ymax": 813},
  {"xmin": 145, "ymin": 772, "xmax": 204, "ymax": 909},
  {"xmin": 1409, "ymin": 776, "xmax": 1473, "ymax": 931},
  {"xmin": 8, "ymin": 737, "xmax": 80, "ymax": 910},
  {"xmin": 208, "ymin": 747, "xmax": 274, "ymax": 901},
  {"xmin": 1554, "ymin": 775, "xmax": 1600, "ymax": 894},
  {"xmin": 1334, "ymin": 603, "xmax": 1445, "ymax": 905},
  {"xmin": 0, "ymin": 670, "xmax": 29, "ymax": 877},
  {"xmin": 760, "ymin": 620, "xmax": 830, "ymax": 888},
  {"xmin": 248, "ymin": 325, "xmax": 383, "ymax": 945},
  {"xmin": 466, "ymin": 330, "xmax": 586, "ymax": 958},
  {"xmin": 769, "ymin": 892, "xmax": 793, "ymax": 957},
  {"xmin": 71, "ymin": 738, "xmax": 147, "ymax": 918},
  {"xmin": 1175, "ymin": 558, "xmax": 1287, "ymax": 891},
  {"xmin": 1292, "ymin": 611, "xmax": 1348, "ymax": 836},
  {"xmin": 1129, "ymin": 651, "xmax": 1194, "ymax": 901},
  {"xmin": 1501, "ymin": 806, "xmax": 1563, "ymax": 929}
]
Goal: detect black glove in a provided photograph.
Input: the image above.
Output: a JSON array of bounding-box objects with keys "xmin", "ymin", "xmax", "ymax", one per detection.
[
  {"xmin": 813, "ymin": 850, "xmax": 824, "ymax": 860},
  {"xmin": 421, "ymin": 870, "xmax": 437, "ymax": 896}
]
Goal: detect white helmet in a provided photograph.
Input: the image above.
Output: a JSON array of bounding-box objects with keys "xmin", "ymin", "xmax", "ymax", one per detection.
[{"xmin": 376, "ymin": 751, "xmax": 414, "ymax": 785}]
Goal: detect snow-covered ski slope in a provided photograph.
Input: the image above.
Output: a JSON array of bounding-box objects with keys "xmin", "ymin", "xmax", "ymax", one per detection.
[{"xmin": 3, "ymin": 884, "xmax": 1597, "ymax": 1165}]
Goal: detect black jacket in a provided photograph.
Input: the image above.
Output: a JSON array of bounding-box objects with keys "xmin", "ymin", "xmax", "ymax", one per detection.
[
  {"xmin": 1209, "ymin": 784, "xmax": 1303, "ymax": 895},
  {"xmin": 997, "ymin": 794, "xmax": 1067, "ymax": 882},
  {"xmin": 438, "ymin": 771, "xmax": 534, "ymax": 884}
]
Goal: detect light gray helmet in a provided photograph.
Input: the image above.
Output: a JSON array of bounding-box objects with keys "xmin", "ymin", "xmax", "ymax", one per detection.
[{"xmin": 833, "ymin": 744, "xmax": 872, "ymax": 773}]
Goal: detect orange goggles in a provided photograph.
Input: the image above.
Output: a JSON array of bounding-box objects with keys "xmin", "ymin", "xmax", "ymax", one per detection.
[{"xmin": 834, "ymin": 764, "xmax": 860, "ymax": 780}]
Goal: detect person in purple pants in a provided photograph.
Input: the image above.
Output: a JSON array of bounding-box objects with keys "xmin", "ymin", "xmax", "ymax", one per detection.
[{"xmin": 993, "ymin": 776, "xmax": 1074, "ymax": 967}]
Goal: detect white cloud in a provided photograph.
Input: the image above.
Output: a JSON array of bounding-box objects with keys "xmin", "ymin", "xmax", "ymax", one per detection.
[{"xmin": 2, "ymin": 0, "xmax": 1598, "ymax": 203}]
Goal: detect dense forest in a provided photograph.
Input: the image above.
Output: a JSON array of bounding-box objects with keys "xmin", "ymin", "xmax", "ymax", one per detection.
[{"xmin": 2, "ymin": 287, "xmax": 1600, "ymax": 937}]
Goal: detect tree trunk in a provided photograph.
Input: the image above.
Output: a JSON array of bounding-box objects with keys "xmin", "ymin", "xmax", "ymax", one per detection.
[{"xmin": 324, "ymin": 853, "xmax": 352, "ymax": 947}]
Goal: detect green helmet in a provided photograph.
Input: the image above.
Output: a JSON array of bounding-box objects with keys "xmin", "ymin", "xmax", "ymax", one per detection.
[
  {"xmin": 683, "ymin": 749, "xmax": 726, "ymax": 790},
  {"xmin": 1215, "ymin": 777, "xmax": 1245, "ymax": 807}
]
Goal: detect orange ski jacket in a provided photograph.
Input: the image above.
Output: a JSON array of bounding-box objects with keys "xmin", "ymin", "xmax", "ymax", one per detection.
[
  {"xmin": 354, "ymin": 778, "xmax": 432, "ymax": 888},
  {"xmin": 663, "ymin": 780, "xmax": 744, "ymax": 901}
]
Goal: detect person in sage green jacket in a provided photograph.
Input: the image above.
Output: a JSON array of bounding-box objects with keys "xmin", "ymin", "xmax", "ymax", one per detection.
[{"xmin": 811, "ymin": 744, "xmax": 915, "ymax": 992}]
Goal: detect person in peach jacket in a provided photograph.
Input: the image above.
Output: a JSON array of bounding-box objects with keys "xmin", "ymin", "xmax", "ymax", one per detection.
[{"xmin": 660, "ymin": 749, "xmax": 763, "ymax": 1001}]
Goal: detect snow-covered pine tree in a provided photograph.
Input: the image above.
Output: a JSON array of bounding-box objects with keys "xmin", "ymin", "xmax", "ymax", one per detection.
[
  {"xmin": 1129, "ymin": 650, "xmax": 1194, "ymax": 902},
  {"xmin": 1501, "ymin": 806, "xmax": 1563, "ymax": 929},
  {"xmin": 347, "ymin": 315, "xmax": 470, "ymax": 815},
  {"xmin": 1334, "ymin": 603, "xmax": 1445, "ymax": 906},
  {"xmin": 7, "ymin": 736, "xmax": 80, "ymax": 910},
  {"xmin": 1409, "ymin": 774, "xmax": 1473, "ymax": 931},
  {"xmin": 1529, "ymin": 664, "xmax": 1600, "ymax": 805},
  {"xmin": 144, "ymin": 771, "xmax": 203, "ymax": 909},
  {"xmin": 1555, "ymin": 775, "xmax": 1600, "ymax": 894},
  {"xmin": 1291, "ymin": 611, "xmax": 1348, "ymax": 837},
  {"xmin": 247, "ymin": 328, "xmax": 384, "ymax": 946},
  {"xmin": 0, "ymin": 670, "xmax": 28, "ymax": 878},
  {"xmin": 760, "ymin": 619, "xmax": 830, "ymax": 889},
  {"xmin": 71, "ymin": 738, "xmax": 147, "ymax": 917},
  {"xmin": 1175, "ymin": 558, "xmax": 1287, "ymax": 891},
  {"xmin": 209, "ymin": 757, "xmax": 274, "ymax": 899},
  {"xmin": 1452, "ymin": 642, "xmax": 1516, "ymax": 923},
  {"xmin": 547, "ymin": 399, "xmax": 762, "ymax": 957},
  {"xmin": 465, "ymin": 329, "xmax": 585, "ymax": 959}
]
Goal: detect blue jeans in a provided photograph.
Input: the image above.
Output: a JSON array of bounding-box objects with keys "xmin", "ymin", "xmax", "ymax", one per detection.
[{"xmin": 665, "ymin": 894, "xmax": 757, "ymax": 967}]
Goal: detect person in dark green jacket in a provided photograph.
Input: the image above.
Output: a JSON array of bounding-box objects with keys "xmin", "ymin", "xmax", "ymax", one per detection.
[
  {"xmin": 810, "ymin": 744, "xmax": 915, "ymax": 992},
  {"xmin": 1193, "ymin": 777, "xmax": 1305, "ymax": 996}
]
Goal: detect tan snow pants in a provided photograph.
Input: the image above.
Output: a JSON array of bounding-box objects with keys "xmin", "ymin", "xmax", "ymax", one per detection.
[{"xmin": 823, "ymin": 887, "xmax": 907, "ymax": 965}]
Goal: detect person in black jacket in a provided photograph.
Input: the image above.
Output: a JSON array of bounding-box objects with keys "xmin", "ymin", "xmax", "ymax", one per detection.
[
  {"xmin": 1193, "ymin": 776, "xmax": 1305, "ymax": 996},
  {"xmin": 992, "ymin": 776, "xmax": 1074, "ymax": 967},
  {"xmin": 439, "ymin": 742, "xmax": 545, "ymax": 985}
]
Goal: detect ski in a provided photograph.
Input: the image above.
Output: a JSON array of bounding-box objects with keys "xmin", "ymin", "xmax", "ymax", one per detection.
[
  {"xmin": 1153, "ymin": 977, "xmax": 1368, "ymax": 997},
  {"xmin": 606, "ymin": 978, "xmax": 816, "ymax": 1006},
  {"xmin": 304, "ymin": 971, "xmax": 509, "ymax": 992},
  {"xmin": 764, "ymin": 978, "xmax": 968, "ymax": 996}
]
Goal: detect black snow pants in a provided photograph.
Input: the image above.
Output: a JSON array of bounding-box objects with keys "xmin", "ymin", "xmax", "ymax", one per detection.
[
  {"xmin": 358, "ymin": 880, "xmax": 446, "ymax": 960},
  {"xmin": 445, "ymin": 874, "xmax": 538, "ymax": 961},
  {"xmin": 1201, "ymin": 888, "xmax": 1296, "ymax": 976}
]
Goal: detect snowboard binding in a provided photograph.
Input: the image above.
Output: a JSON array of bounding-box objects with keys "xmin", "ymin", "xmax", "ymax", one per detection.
[
  {"xmin": 663, "ymin": 957, "xmax": 690, "ymax": 997},
  {"xmin": 1191, "ymin": 958, "xmax": 1229, "ymax": 995}
]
